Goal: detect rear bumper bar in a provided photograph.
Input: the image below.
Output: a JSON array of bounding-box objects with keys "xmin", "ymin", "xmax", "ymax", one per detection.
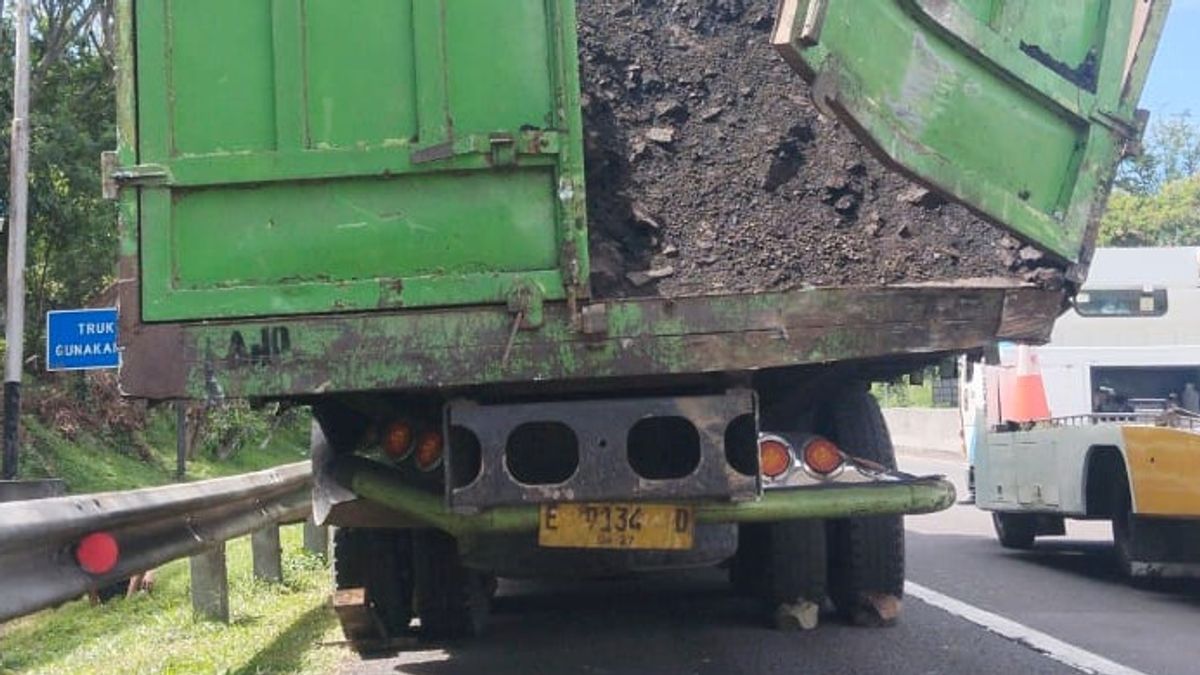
[{"xmin": 333, "ymin": 458, "xmax": 956, "ymax": 537}]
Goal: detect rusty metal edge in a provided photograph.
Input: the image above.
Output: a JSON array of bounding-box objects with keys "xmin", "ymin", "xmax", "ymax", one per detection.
[{"xmin": 120, "ymin": 284, "xmax": 1063, "ymax": 401}]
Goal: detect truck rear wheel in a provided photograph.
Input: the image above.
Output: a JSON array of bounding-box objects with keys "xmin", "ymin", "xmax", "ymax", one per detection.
[
  {"xmin": 1112, "ymin": 480, "xmax": 1135, "ymax": 577},
  {"xmin": 821, "ymin": 386, "xmax": 905, "ymax": 627},
  {"xmin": 332, "ymin": 528, "xmax": 414, "ymax": 646},
  {"xmin": 732, "ymin": 520, "xmax": 827, "ymax": 629},
  {"xmin": 729, "ymin": 514, "xmax": 825, "ymax": 624},
  {"xmin": 412, "ymin": 530, "xmax": 492, "ymax": 640},
  {"xmin": 992, "ymin": 513, "xmax": 1037, "ymax": 550}
]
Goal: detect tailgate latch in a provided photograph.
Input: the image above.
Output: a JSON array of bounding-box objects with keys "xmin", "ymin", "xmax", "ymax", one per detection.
[
  {"xmin": 101, "ymin": 155, "xmax": 170, "ymax": 198},
  {"xmin": 489, "ymin": 133, "xmax": 517, "ymax": 168}
]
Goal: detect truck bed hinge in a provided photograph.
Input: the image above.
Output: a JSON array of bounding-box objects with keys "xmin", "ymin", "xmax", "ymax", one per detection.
[
  {"xmin": 506, "ymin": 283, "xmax": 545, "ymax": 331},
  {"xmin": 101, "ymin": 153, "xmax": 170, "ymax": 199}
]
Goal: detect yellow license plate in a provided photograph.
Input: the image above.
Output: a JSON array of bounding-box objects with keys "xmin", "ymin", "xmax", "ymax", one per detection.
[{"xmin": 538, "ymin": 503, "xmax": 695, "ymax": 550}]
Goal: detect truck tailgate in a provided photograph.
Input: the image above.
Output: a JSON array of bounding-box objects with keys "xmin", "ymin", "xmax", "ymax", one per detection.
[
  {"xmin": 773, "ymin": 0, "xmax": 1169, "ymax": 264},
  {"xmin": 123, "ymin": 0, "xmax": 587, "ymax": 322}
]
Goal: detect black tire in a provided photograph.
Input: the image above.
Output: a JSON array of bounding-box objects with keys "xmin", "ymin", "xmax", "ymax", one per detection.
[
  {"xmin": 1112, "ymin": 479, "xmax": 1135, "ymax": 578},
  {"xmin": 412, "ymin": 530, "xmax": 491, "ymax": 640},
  {"xmin": 333, "ymin": 528, "xmax": 366, "ymax": 589},
  {"xmin": 732, "ymin": 520, "xmax": 827, "ymax": 608},
  {"xmin": 730, "ymin": 523, "xmax": 769, "ymax": 598},
  {"xmin": 333, "ymin": 528, "xmax": 414, "ymax": 637},
  {"xmin": 821, "ymin": 385, "xmax": 906, "ymax": 626},
  {"xmin": 766, "ymin": 519, "xmax": 828, "ymax": 605},
  {"xmin": 992, "ymin": 513, "xmax": 1037, "ymax": 550}
]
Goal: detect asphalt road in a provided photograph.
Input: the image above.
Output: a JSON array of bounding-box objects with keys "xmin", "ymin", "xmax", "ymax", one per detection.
[{"xmin": 342, "ymin": 452, "xmax": 1200, "ymax": 675}]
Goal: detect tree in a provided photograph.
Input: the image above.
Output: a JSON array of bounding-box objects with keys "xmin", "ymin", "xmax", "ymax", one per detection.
[
  {"xmin": 1, "ymin": 0, "xmax": 117, "ymax": 365},
  {"xmin": 1101, "ymin": 113, "xmax": 1200, "ymax": 247},
  {"xmin": 1116, "ymin": 113, "xmax": 1200, "ymax": 197},
  {"xmin": 1100, "ymin": 175, "xmax": 1200, "ymax": 247},
  {"xmin": 30, "ymin": 0, "xmax": 114, "ymax": 83}
]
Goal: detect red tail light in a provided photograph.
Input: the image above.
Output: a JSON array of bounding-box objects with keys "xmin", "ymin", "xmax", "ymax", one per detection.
[
  {"xmin": 759, "ymin": 437, "xmax": 794, "ymax": 478},
  {"xmin": 383, "ymin": 421, "xmax": 415, "ymax": 459},
  {"xmin": 414, "ymin": 431, "xmax": 445, "ymax": 471},
  {"xmin": 802, "ymin": 437, "xmax": 845, "ymax": 476}
]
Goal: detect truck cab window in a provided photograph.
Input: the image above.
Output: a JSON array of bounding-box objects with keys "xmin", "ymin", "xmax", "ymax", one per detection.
[{"xmin": 1074, "ymin": 288, "xmax": 1168, "ymax": 317}]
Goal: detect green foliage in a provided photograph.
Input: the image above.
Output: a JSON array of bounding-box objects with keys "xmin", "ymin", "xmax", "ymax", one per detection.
[
  {"xmin": 199, "ymin": 401, "xmax": 273, "ymax": 461},
  {"xmin": 872, "ymin": 379, "xmax": 935, "ymax": 409},
  {"xmin": 1116, "ymin": 113, "xmax": 1200, "ymax": 196},
  {"xmin": 0, "ymin": 526, "xmax": 348, "ymax": 675},
  {"xmin": 871, "ymin": 362, "xmax": 963, "ymax": 409},
  {"xmin": 20, "ymin": 414, "xmax": 164, "ymax": 491},
  {"xmin": 0, "ymin": 3, "xmax": 118, "ymax": 364},
  {"xmin": 19, "ymin": 400, "xmax": 311, "ymax": 494},
  {"xmin": 1102, "ymin": 113, "xmax": 1200, "ymax": 247},
  {"xmin": 1100, "ymin": 175, "xmax": 1200, "ymax": 247}
]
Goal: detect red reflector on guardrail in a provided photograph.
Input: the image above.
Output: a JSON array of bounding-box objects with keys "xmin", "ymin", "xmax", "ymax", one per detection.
[{"xmin": 75, "ymin": 532, "xmax": 119, "ymax": 575}]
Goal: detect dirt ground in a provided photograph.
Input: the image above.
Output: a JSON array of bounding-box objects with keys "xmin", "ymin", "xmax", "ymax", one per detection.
[{"xmin": 578, "ymin": 0, "xmax": 1062, "ymax": 299}]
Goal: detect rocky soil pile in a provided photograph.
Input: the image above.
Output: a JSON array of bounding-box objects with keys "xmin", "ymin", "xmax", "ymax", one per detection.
[{"xmin": 578, "ymin": 0, "xmax": 1062, "ymax": 298}]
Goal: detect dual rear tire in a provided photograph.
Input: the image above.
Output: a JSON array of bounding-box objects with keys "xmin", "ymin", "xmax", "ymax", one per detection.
[
  {"xmin": 412, "ymin": 530, "xmax": 493, "ymax": 639},
  {"xmin": 333, "ymin": 528, "xmax": 492, "ymax": 646},
  {"xmin": 333, "ymin": 528, "xmax": 414, "ymax": 638},
  {"xmin": 734, "ymin": 386, "xmax": 906, "ymax": 627}
]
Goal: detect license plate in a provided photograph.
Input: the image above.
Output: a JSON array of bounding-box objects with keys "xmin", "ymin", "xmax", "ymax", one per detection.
[{"xmin": 538, "ymin": 503, "xmax": 695, "ymax": 550}]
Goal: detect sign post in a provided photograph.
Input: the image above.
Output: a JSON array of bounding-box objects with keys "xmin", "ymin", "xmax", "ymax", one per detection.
[{"xmin": 3, "ymin": 0, "xmax": 32, "ymax": 480}]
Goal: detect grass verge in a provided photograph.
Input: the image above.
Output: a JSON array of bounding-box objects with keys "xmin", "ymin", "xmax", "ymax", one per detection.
[
  {"xmin": 0, "ymin": 525, "xmax": 349, "ymax": 675},
  {"xmin": 17, "ymin": 407, "xmax": 311, "ymax": 495}
]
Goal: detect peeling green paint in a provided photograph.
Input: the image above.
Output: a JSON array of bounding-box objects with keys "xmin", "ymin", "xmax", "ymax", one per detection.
[
  {"xmin": 128, "ymin": 286, "xmax": 1063, "ymax": 401},
  {"xmin": 774, "ymin": 0, "xmax": 1170, "ymax": 261}
]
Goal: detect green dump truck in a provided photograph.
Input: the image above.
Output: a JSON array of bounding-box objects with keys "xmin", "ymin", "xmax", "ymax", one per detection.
[{"xmin": 112, "ymin": 0, "xmax": 1168, "ymax": 645}]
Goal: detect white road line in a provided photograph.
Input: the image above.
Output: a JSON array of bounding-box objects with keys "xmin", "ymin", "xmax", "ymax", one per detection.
[{"xmin": 906, "ymin": 581, "xmax": 1149, "ymax": 675}]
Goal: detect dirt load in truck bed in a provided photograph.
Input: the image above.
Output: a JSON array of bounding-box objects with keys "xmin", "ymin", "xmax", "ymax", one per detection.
[{"xmin": 578, "ymin": 0, "xmax": 1063, "ymax": 299}]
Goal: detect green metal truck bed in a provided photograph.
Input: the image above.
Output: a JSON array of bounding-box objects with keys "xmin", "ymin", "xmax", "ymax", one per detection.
[
  {"xmin": 114, "ymin": 0, "xmax": 1169, "ymax": 401},
  {"xmin": 118, "ymin": 0, "xmax": 588, "ymax": 322}
]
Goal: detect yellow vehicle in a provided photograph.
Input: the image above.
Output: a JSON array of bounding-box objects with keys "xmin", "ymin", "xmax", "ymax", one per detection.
[
  {"xmin": 978, "ymin": 413, "xmax": 1200, "ymax": 577},
  {"xmin": 971, "ymin": 249, "xmax": 1200, "ymax": 577}
]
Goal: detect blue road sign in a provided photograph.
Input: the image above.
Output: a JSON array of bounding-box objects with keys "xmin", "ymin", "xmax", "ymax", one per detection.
[{"xmin": 46, "ymin": 309, "xmax": 120, "ymax": 371}]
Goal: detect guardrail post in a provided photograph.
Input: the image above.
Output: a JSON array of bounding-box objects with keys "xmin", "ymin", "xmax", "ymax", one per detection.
[
  {"xmin": 251, "ymin": 526, "xmax": 283, "ymax": 583},
  {"xmin": 303, "ymin": 518, "xmax": 328, "ymax": 557},
  {"xmin": 190, "ymin": 543, "xmax": 229, "ymax": 623}
]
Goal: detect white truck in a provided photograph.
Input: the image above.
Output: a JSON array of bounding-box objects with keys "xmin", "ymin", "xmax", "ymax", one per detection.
[{"xmin": 969, "ymin": 248, "xmax": 1200, "ymax": 577}]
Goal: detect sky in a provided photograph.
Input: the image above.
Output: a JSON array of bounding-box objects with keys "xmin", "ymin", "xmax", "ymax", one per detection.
[{"xmin": 1141, "ymin": 0, "xmax": 1200, "ymax": 116}]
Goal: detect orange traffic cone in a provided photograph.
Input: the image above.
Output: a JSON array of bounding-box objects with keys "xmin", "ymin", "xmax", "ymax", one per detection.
[{"xmin": 1007, "ymin": 345, "xmax": 1051, "ymax": 422}]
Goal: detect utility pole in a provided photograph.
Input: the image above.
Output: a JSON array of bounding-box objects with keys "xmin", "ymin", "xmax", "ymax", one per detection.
[{"xmin": 4, "ymin": 0, "xmax": 32, "ymax": 480}]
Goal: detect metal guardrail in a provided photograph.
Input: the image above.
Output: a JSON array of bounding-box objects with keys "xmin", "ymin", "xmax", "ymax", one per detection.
[
  {"xmin": 0, "ymin": 461, "xmax": 313, "ymax": 623},
  {"xmin": 1017, "ymin": 410, "xmax": 1200, "ymax": 432}
]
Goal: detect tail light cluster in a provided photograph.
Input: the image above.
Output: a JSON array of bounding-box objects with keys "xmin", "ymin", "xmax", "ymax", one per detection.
[
  {"xmin": 757, "ymin": 433, "xmax": 846, "ymax": 482},
  {"xmin": 381, "ymin": 420, "xmax": 444, "ymax": 472}
]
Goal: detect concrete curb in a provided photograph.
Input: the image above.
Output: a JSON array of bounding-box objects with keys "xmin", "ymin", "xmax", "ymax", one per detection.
[
  {"xmin": 895, "ymin": 445, "xmax": 966, "ymax": 464},
  {"xmin": 882, "ymin": 408, "xmax": 964, "ymax": 460}
]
